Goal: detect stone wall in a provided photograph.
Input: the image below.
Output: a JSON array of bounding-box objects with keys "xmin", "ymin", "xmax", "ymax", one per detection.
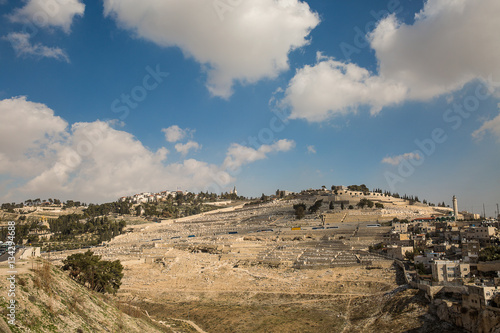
[{"xmin": 433, "ymin": 299, "xmax": 500, "ymax": 333}]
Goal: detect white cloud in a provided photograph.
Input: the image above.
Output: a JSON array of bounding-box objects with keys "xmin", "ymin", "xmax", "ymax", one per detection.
[
  {"xmin": 282, "ymin": 53, "xmax": 408, "ymax": 122},
  {"xmin": 370, "ymin": 0, "xmax": 500, "ymax": 100},
  {"xmin": 0, "ymin": 97, "xmax": 294, "ymax": 203},
  {"xmin": 223, "ymin": 139, "xmax": 295, "ymax": 171},
  {"xmin": 472, "ymin": 107, "xmax": 500, "ymax": 142},
  {"xmin": 4, "ymin": 32, "xmax": 69, "ymax": 62},
  {"xmin": 9, "ymin": 0, "xmax": 85, "ymax": 33},
  {"xmin": 103, "ymin": 0, "xmax": 319, "ymax": 98},
  {"xmin": 382, "ymin": 152, "xmax": 421, "ymax": 166},
  {"xmin": 0, "ymin": 96, "xmax": 68, "ymax": 177},
  {"xmin": 175, "ymin": 141, "xmax": 201, "ymax": 156},
  {"xmin": 162, "ymin": 125, "xmax": 189, "ymax": 143},
  {"xmin": 307, "ymin": 145, "xmax": 316, "ymax": 154},
  {"xmin": 280, "ymin": 0, "xmax": 500, "ymax": 122}
]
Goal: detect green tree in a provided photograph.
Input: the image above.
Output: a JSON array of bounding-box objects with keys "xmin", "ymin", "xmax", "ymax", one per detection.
[
  {"xmin": 415, "ymin": 263, "xmax": 426, "ymax": 275},
  {"xmin": 62, "ymin": 250, "xmax": 124, "ymax": 294},
  {"xmin": 404, "ymin": 250, "xmax": 415, "ymax": 261},
  {"xmin": 357, "ymin": 198, "xmax": 374, "ymax": 209},
  {"xmin": 479, "ymin": 246, "xmax": 500, "ymax": 262},
  {"xmin": 308, "ymin": 200, "xmax": 323, "ymax": 213},
  {"xmin": 293, "ymin": 203, "xmax": 307, "ymax": 220}
]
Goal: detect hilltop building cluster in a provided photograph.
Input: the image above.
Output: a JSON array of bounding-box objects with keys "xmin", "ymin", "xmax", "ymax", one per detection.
[
  {"xmin": 119, "ymin": 186, "xmax": 239, "ymax": 204},
  {"xmin": 119, "ymin": 190, "xmax": 187, "ymax": 204}
]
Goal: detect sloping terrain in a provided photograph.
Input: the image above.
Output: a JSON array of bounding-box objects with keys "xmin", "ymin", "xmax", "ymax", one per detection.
[
  {"xmin": 0, "ymin": 261, "xmax": 170, "ymax": 333},
  {"xmin": 38, "ymin": 197, "xmax": 465, "ymax": 333}
]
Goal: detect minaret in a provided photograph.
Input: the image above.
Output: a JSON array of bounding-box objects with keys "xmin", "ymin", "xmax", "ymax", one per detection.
[
  {"xmin": 233, "ymin": 186, "xmax": 237, "ymax": 196},
  {"xmin": 452, "ymin": 195, "xmax": 458, "ymax": 219}
]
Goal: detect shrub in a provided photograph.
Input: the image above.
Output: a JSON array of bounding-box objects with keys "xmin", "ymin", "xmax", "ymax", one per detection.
[
  {"xmin": 62, "ymin": 250, "xmax": 124, "ymax": 294},
  {"xmin": 293, "ymin": 203, "xmax": 307, "ymax": 220}
]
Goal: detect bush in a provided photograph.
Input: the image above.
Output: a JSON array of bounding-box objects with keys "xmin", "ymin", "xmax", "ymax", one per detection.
[
  {"xmin": 293, "ymin": 203, "xmax": 306, "ymax": 220},
  {"xmin": 404, "ymin": 250, "xmax": 415, "ymax": 261},
  {"xmin": 62, "ymin": 250, "xmax": 124, "ymax": 294},
  {"xmin": 479, "ymin": 246, "xmax": 500, "ymax": 262},
  {"xmin": 308, "ymin": 200, "xmax": 323, "ymax": 213},
  {"xmin": 357, "ymin": 198, "xmax": 374, "ymax": 209},
  {"xmin": 33, "ymin": 260, "xmax": 53, "ymax": 294}
]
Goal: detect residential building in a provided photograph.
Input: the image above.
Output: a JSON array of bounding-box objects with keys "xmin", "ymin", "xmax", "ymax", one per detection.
[
  {"xmin": 384, "ymin": 232, "xmax": 410, "ymax": 243},
  {"xmin": 462, "ymin": 285, "xmax": 500, "ymax": 309},
  {"xmin": 386, "ymin": 246, "xmax": 414, "ymax": 260},
  {"xmin": 461, "ymin": 241, "xmax": 480, "ymax": 263},
  {"xmin": 414, "ymin": 222, "xmax": 436, "ymax": 234},
  {"xmin": 461, "ymin": 211, "xmax": 481, "ymax": 220},
  {"xmin": 462, "ymin": 226, "xmax": 496, "ymax": 240},
  {"xmin": 415, "ymin": 252, "xmax": 446, "ymax": 270},
  {"xmin": 431, "ymin": 260, "xmax": 470, "ymax": 283},
  {"xmin": 392, "ymin": 222, "xmax": 408, "ymax": 233}
]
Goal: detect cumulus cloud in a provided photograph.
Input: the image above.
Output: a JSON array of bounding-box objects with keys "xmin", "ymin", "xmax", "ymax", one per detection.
[
  {"xmin": 3, "ymin": 32, "xmax": 69, "ymax": 62},
  {"xmin": 472, "ymin": 106, "xmax": 500, "ymax": 142},
  {"xmin": 280, "ymin": 0, "xmax": 500, "ymax": 122},
  {"xmin": 0, "ymin": 97, "xmax": 294, "ymax": 202},
  {"xmin": 103, "ymin": 0, "xmax": 319, "ymax": 98},
  {"xmin": 223, "ymin": 139, "xmax": 295, "ymax": 171},
  {"xmin": 162, "ymin": 125, "xmax": 190, "ymax": 143},
  {"xmin": 282, "ymin": 52, "xmax": 408, "ymax": 122},
  {"xmin": 307, "ymin": 145, "xmax": 316, "ymax": 154},
  {"xmin": 175, "ymin": 141, "xmax": 201, "ymax": 156},
  {"xmin": 8, "ymin": 0, "xmax": 85, "ymax": 33},
  {"xmin": 370, "ymin": 0, "xmax": 500, "ymax": 100},
  {"xmin": 0, "ymin": 96, "xmax": 68, "ymax": 177},
  {"xmin": 382, "ymin": 152, "xmax": 421, "ymax": 166}
]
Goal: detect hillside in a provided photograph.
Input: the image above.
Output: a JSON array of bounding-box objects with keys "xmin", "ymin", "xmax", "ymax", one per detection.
[
  {"xmin": 0, "ymin": 259, "xmax": 171, "ymax": 332},
  {"xmin": 41, "ymin": 194, "xmax": 467, "ymax": 333}
]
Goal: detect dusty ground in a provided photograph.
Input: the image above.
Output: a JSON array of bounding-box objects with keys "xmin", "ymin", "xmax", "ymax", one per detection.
[
  {"xmin": 119, "ymin": 256, "xmax": 460, "ymax": 333},
  {"xmin": 43, "ymin": 200, "xmax": 461, "ymax": 333}
]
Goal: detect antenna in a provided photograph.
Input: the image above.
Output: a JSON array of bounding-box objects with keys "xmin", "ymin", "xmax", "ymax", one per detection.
[{"xmin": 483, "ymin": 203, "xmax": 486, "ymax": 219}]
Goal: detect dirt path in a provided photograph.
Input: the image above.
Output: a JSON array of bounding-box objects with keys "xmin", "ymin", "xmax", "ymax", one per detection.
[
  {"xmin": 0, "ymin": 261, "xmax": 32, "ymax": 275},
  {"xmin": 341, "ymin": 295, "xmax": 353, "ymax": 333},
  {"xmin": 164, "ymin": 318, "xmax": 208, "ymax": 333}
]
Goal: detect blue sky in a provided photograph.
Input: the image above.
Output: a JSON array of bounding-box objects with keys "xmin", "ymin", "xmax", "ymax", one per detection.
[{"xmin": 0, "ymin": 0, "xmax": 499, "ymax": 216}]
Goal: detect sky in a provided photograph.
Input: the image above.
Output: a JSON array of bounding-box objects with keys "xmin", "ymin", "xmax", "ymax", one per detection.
[{"xmin": 0, "ymin": 0, "xmax": 499, "ymax": 216}]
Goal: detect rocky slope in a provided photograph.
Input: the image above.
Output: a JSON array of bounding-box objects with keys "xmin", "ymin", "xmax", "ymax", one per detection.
[{"xmin": 0, "ymin": 260, "xmax": 170, "ymax": 333}]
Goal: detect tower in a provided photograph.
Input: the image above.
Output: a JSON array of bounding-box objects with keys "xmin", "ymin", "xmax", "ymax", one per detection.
[{"xmin": 452, "ymin": 195, "xmax": 458, "ymax": 219}]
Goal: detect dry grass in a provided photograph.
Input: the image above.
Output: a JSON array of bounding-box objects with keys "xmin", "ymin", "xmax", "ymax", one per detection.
[{"xmin": 33, "ymin": 260, "xmax": 53, "ymax": 294}]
